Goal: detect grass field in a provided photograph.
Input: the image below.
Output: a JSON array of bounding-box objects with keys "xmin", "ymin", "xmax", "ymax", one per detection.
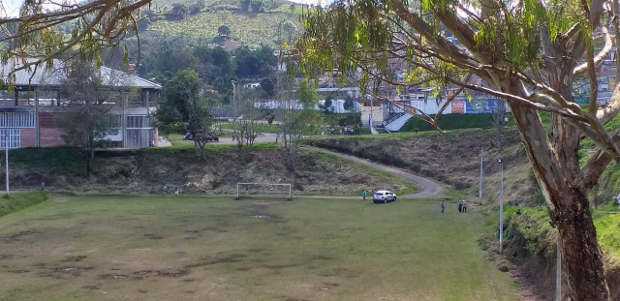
[{"xmin": 0, "ymin": 194, "xmax": 520, "ymax": 301}]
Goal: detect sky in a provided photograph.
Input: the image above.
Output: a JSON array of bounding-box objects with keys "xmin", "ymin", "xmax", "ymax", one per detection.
[{"xmin": 2, "ymin": 0, "xmax": 21, "ymax": 17}]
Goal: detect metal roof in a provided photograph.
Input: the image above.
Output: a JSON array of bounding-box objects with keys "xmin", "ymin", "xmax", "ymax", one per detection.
[{"xmin": 1, "ymin": 59, "xmax": 161, "ymax": 90}]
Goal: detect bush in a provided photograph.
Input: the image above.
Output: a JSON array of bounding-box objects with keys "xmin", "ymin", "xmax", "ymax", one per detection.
[
  {"xmin": 402, "ymin": 114, "xmax": 497, "ymax": 131},
  {"xmin": 159, "ymin": 121, "xmax": 187, "ymax": 134}
]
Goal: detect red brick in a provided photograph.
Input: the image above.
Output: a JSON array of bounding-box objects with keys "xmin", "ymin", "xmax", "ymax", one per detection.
[
  {"xmin": 38, "ymin": 112, "xmax": 58, "ymax": 127},
  {"xmin": 40, "ymin": 128, "xmax": 66, "ymax": 147},
  {"xmin": 21, "ymin": 128, "xmax": 35, "ymax": 148}
]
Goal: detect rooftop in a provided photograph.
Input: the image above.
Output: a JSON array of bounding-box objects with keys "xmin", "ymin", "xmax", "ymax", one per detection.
[{"xmin": 0, "ymin": 59, "xmax": 161, "ymax": 90}]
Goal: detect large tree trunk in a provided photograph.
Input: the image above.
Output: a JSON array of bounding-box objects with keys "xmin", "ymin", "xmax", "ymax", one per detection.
[
  {"xmin": 509, "ymin": 101, "xmax": 610, "ymax": 300},
  {"xmin": 555, "ymin": 187, "xmax": 609, "ymax": 300}
]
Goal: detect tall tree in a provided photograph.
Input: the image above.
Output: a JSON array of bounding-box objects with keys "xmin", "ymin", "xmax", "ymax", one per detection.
[
  {"xmin": 140, "ymin": 38, "xmax": 197, "ymax": 82},
  {"xmin": 194, "ymin": 45, "xmax": 234, "ymax": 97},
  {"xmin": 163, "ymin": 69, "xmax": 213, "ymax": 158},
  {"xmin": 297, "ymin": 1, "xmax": 619, "ymax": 300},
  {"xmin": 58, "ymin": 58, "xmax": 116, "ymax": 175},
  {"xmin": 233, "ymin": 46, "xmax": 277, "ymax": 79}
]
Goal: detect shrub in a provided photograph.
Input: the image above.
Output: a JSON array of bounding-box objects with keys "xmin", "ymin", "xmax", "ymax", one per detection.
[{"xmin": 402, "ymin": 113, "xmax": 496, "ymax": 131}]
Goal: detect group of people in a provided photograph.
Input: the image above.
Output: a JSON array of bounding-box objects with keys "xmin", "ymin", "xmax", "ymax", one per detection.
[
  {"xmin": 439, "ymin": 200, "xmax": 468, "ymax": 214},
  {"xmin": 457, "ymin": 200, "xmax": 468, "ymax": 213}
]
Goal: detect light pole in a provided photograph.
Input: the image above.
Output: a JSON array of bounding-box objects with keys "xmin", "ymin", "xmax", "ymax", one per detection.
[
  {"xmin": 479, "ymin": 150, "xmax": 484, "ymax": 201},
  {"xmin": 4, "ymin": 131, "xmax": 9, "ymax": 195},
  {"xmin": 498, "ymin": 158, "xmax": 504, "ymax": 254},
  {"xmin": 366, "ymin": 94, "xmax": 374, "ymax": 132},
  {"xmin": 494, "ymin": 99, "xmax": 506, "ymax": 254}
]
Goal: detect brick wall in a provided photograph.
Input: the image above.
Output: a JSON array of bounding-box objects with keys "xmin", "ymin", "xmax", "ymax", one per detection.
[
  {"xmin": 40, "ymin": 128, "xmax": 66, "ymax": 147},
  {"xmin": 37, "ymin": 112, "xmax": 66, "ymax": 147},
  {"xmin": 20, "ymin": 128, "xmax": 35, "ymax": 148},
  {"xmin": 38, "ymin": 112, "xmax": 58, "ymax": 128}
]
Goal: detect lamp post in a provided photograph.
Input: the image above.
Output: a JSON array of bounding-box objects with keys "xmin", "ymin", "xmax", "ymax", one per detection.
[
  {"xmin": 479, "ymin": 150, "xmax": 484, "ymax": 201},
  {"xmin": 4, "ymin": 131, "xmax": 9, "ymax": 195},
  {"xmin": 498, "ymin": 158, "xmax": 504, "ymax": 254},
  {"xmin": 494, "ymin": 99, "xmax": 506, "ymax": 254}
]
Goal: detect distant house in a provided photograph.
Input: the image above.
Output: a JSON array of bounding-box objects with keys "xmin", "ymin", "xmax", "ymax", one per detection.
[{"xmin": 0, "ymin": 59, "xmax": 161, "ymax": 149}]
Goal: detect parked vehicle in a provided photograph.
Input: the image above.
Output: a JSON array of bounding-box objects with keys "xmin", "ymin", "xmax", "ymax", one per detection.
[
  {"xmin": 205, "ymin": 133, "xmax": 219, "ymax": 142},
  {"xmin": 373, "ymin": 190, "xmax": 397, "ymax": 204},
  {"xmin": 343, "ymin": 126, "xmax": 355, "ymax": 135},
  {"xmin": 184, "ymin": 132, "xmax": 219, "ymax": 142}
]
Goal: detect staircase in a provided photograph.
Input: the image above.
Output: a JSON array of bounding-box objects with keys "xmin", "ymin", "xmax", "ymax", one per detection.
[{"xmin": 383, "ymin": 112, "xmax": 413, "ymax": 132}]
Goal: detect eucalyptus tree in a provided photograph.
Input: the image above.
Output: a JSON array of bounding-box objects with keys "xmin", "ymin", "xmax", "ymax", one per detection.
[{"xmin": 297, "ymin": 1, "xmax": 620, "ymax": 300}]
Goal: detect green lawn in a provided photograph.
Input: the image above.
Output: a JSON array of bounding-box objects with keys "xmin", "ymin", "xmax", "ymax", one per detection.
[{"xmin": 0, "ymin": 195, "xmax": 519, "ymax": 301}]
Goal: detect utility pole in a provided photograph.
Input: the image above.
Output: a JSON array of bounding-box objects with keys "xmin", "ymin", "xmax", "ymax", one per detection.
[{"xmin": 479, "ymin": 150, "xmax": 484, "ymax": 200}]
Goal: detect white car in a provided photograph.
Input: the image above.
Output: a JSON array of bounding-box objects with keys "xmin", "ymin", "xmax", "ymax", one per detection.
[{"xmin": 373, "ymin": 190, "xmax": 397, "ymax": 204}]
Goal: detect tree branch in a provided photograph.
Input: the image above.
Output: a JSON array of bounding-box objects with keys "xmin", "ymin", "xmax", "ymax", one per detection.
[
  {"xmin": 581, "ymin": 133, "xmax": 620, "ymax": 190},
  {"xmin": 573, "ymin": 27, "xmax": 613, "ymax": 76}
]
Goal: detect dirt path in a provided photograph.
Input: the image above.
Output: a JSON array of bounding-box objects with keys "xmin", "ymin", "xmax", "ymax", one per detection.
[{"xmin": 304, "ymin": 146, "xmax": 445, "ymax": 199}]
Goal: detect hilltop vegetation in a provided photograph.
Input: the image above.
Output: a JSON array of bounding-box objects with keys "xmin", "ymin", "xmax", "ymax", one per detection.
[{"xmin": 143, "ymin": 0, "xmax": 302, "ymax": 48}]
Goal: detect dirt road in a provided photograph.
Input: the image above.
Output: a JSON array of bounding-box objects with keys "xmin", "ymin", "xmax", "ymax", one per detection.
[{"xmin": 304, "ymin": 146, "xmax": 445, "ymax": 199}]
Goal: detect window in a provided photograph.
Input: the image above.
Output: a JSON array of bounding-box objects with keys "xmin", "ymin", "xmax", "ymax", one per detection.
[
  {"xmin": 0, "ymin": 111, "xmax": 35, "ymax": 128},
  {"xmin": 0, "ymin": 129, "xmax": 20, "ymax": 149}
]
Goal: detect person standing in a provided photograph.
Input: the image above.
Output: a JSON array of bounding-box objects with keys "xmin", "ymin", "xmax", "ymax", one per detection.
[
  {"xmin": 361, "ymin": 190, "xmax": 368, "ymax": 201},
  {"xmin": 462, "ymin": 200, "xmax": 468, "ymax": 213},
  {"xmin": 440, "ymin": 201, "xmax": 446, "ymax": 214},
  {"xmin": 457, "ymin": 200, "xmax": 462, "ymax": 213}
]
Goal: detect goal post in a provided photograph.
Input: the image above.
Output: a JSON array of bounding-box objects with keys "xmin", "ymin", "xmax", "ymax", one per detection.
[{"xmin": 236, "ymin": 183, "xmax": 293, "ymax": 200}]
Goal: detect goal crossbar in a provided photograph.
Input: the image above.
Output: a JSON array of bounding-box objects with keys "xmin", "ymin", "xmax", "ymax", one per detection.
[{"xmin": 236, "ymin": 183, "xmax": 293, "ymax": 200}]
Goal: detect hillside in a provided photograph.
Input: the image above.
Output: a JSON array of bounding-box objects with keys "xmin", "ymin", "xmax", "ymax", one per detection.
[
  {"xmin": 305, "ymin": 129, "xmax": 542, "ymax": 206},
  {"xmin": 145, "ymin": 0, "xmax": 302, "ymax": 48},
  {"xmin": 7, "ymin": 144, "xmax": 414, "ymax": 196}
]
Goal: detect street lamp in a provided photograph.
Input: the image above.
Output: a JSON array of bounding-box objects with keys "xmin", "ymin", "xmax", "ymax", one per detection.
[
  {"xmin": 498, "ymin": 158, "xmax": 504, "ymax": 254},
  {"xmin": 4, "ymin": 131, "xmax": 9, "ymax": 195}
]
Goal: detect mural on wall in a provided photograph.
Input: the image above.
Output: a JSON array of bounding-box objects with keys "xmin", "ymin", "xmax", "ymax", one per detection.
[
  {"xmin": 451, "ymin": 100, "xmax": 465, "ymax": 114},
  {"xmin": 465, "ymin": 99, "xmax": 502, "ymax": 114}
]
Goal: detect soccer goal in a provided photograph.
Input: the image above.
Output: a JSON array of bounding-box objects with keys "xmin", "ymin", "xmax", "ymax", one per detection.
[{"xmin": 236, "ymin": 183, "xmax": 293, "ymax": 200}]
